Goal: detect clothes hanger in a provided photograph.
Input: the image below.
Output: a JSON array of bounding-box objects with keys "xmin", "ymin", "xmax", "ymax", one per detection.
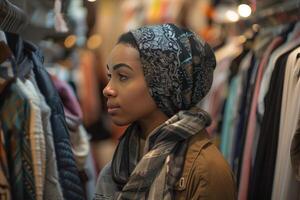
[{"xmin": 0, "ymin": 0, "xmax": 28, "ymax": 34}]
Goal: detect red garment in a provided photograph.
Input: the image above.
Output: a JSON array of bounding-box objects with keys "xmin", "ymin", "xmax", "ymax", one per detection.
[
  {"xmin": 78, "ymin": 51, "xmax": 101, "ymax": 126},
  {"xmin": 51, "ymin": 75, "xmax": 83, "ymax": 120}
]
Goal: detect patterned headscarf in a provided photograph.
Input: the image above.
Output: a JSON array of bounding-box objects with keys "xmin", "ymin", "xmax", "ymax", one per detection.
[{"xmin": 130, "ymin": 23, "xmax": 216, "ymax": 117}]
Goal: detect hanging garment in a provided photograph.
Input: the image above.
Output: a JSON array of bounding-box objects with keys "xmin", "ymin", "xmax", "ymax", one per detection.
[
  {"xmin": 77, "ymin": 50, "xmax": 101, "ymax": 127},
  {"xmin": 231, "ymin": 52, "xmax": 255, "ymax": 178},
  {"xmin": 229, "ymin": 52, "xmax": 253, "ymax": 166},
  {"xmin": 0, "ymin": 82, "xmax": 36, "ymax": 200},
  {"xmin": 233, "ymin": 29, "xmax": 269, "ymax": 178},
  {"xmin": 221, "ymin": 51, "xmax": 253, "ymax": 166},
  {"xmin": 26, "ymin": 41, "xmax": 84, "ymax": 199},
  {"xmin": 238, "ymin": 37, "xmax": 284, "ymax": 200},
  {"xmin": 249, "ymin": 51, "xmax": 288, "ymax": 200},
  {"xmin": 220, "ymin": 48, "xmax": 254, "ymax": 162},
  {"xmin": 51, "ymin": 76, "xmax": 83, "ymax": 120},
  {"xmin": 220, "ymin": 76, "xmax": 240, "ymax": 162},
  {"xmin": 2, "ymin": 32, "xmax": 83, "ymax": 199},
  {"xmin": 291, "ymin": 113, "xmax": 300, "ymax": 181},
  {"xmin": 52, "ymin": 76, "xmax": 90, "ymax": 171},
  {"xmin": 202, "ymin": 37, "xmax": 243, "ymax": 136},
  {"xmin": 0, "ymin": 123, "xmax": 11, "ymax": 200},
  {"xmin": 272, "ymin": 46, "xmax": 300, "ymax": 200},
  {"xmin": 0, "ymin": 32, "xmax": 36, "ymax": 200},
  {"xmin": 16, "ymin": 78, "xmax": 46, "ymax": 200},
  {"xmin": 257, "ymin": 37, "xmax": 300, "ymax": 117},
  {"xmin": 29, "ymin": 75, "xmax": 64, "ymax": 200}
]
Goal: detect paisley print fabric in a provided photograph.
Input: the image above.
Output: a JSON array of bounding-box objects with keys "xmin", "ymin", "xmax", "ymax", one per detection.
[{"xmin": 131, "ymin": 23, "xmax": 216, "ymax": 117}]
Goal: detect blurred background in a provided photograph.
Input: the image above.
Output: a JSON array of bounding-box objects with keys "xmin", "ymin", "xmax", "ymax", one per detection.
[{"xmin": 1, "ymin": 0, "xmax": 300, "ymax": 199}]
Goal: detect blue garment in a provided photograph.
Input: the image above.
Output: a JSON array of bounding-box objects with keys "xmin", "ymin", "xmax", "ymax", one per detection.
[
  {"xmin": 24, "ymin": 41, "xmax": 84, "ymax": 199},
  {"xmin": 232, "ymin": 54, "xmax": 256, "ymax": 182},
  {"xmin": 220, "ymin": 76, "xmax": 240, "ymax": 164}
]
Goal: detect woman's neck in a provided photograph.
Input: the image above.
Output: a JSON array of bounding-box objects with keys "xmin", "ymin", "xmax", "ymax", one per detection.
[{"xmin": 137, "ymin": 110, "xmax": 168, "ymax": 140}]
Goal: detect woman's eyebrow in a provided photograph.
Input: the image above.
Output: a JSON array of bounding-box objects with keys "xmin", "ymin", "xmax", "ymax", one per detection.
[{"xmin": 106, "ymin": 63, "xmax": 134, "ymax": 71}]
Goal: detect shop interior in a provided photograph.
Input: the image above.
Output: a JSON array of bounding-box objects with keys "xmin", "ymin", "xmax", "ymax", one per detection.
[{"xmin": 1, "ymin": 0, "xmax": 300, "ymax": 199}]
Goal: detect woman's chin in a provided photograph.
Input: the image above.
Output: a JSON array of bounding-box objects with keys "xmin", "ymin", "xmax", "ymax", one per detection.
[{"xmin": 111, "ymin": 117, "xmax": 132, "ymax": 126}]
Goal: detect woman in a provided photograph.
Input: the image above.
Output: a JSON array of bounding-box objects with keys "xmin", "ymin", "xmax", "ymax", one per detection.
[{"xmin": 94, "ymin": 23, "xmax": 236, "ymax": 200}]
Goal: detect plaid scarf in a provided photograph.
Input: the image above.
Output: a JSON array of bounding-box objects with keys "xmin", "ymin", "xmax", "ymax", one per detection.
[{"xmin": 111, "ymin": 107, "xmax": 211, "ymax": 199}]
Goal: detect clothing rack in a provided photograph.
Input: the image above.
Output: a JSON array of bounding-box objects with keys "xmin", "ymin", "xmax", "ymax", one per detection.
[{"xmin": 239, "ymin": 0, "xmax": 300, "ymax": 29}]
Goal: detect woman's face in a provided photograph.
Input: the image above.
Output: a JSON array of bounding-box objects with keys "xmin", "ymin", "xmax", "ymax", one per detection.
[{"xmin": 103, "ymin": 43, "xmax": 161, "ymax": 126}]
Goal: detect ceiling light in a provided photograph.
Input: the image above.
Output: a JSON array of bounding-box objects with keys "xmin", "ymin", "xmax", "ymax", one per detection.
[
  {"xmin": 225, "ymin": 10, "xmax": 239, "ymax": 22},
  {"xmin": 64, "ymin": 35, "xmax": 77, "ymax": 48},
  {"xmin": 87, "ymin": 34, "xmax": 102, "ymax": 50},
  {"xmin": 238, "ymin": 4, "xmax": 252, "ymax": 18}
]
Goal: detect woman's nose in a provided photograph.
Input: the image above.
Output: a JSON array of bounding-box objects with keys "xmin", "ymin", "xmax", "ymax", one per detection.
[{"xmin": 103, "ymin": 83, "xmax": 117, "ymax": 98}]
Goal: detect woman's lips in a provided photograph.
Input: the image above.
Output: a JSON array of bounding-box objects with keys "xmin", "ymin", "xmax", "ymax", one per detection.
[{"xmin": 107, "ymin": 105, "xmax": 120, "ymax": 114}]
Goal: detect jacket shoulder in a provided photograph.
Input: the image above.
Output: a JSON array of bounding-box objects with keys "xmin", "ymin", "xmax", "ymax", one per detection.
[{"xmin": 175, "ymin": 129, "xmax": 237, "ymax": 200}]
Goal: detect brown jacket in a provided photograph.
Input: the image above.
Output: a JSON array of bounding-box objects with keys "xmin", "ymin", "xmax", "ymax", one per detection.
[
  {"xmin": 94, "ymin": 129, "xmax": 237, "ymax": 200},
  {"xmin": 175, "ymin": 129, "xmax": 237, "ymax": 200}
]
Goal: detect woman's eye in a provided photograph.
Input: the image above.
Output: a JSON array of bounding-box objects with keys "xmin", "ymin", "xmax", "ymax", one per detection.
[{"xmin": 119, "ymin": 74, "xmax": 128, "ymax": 81}]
